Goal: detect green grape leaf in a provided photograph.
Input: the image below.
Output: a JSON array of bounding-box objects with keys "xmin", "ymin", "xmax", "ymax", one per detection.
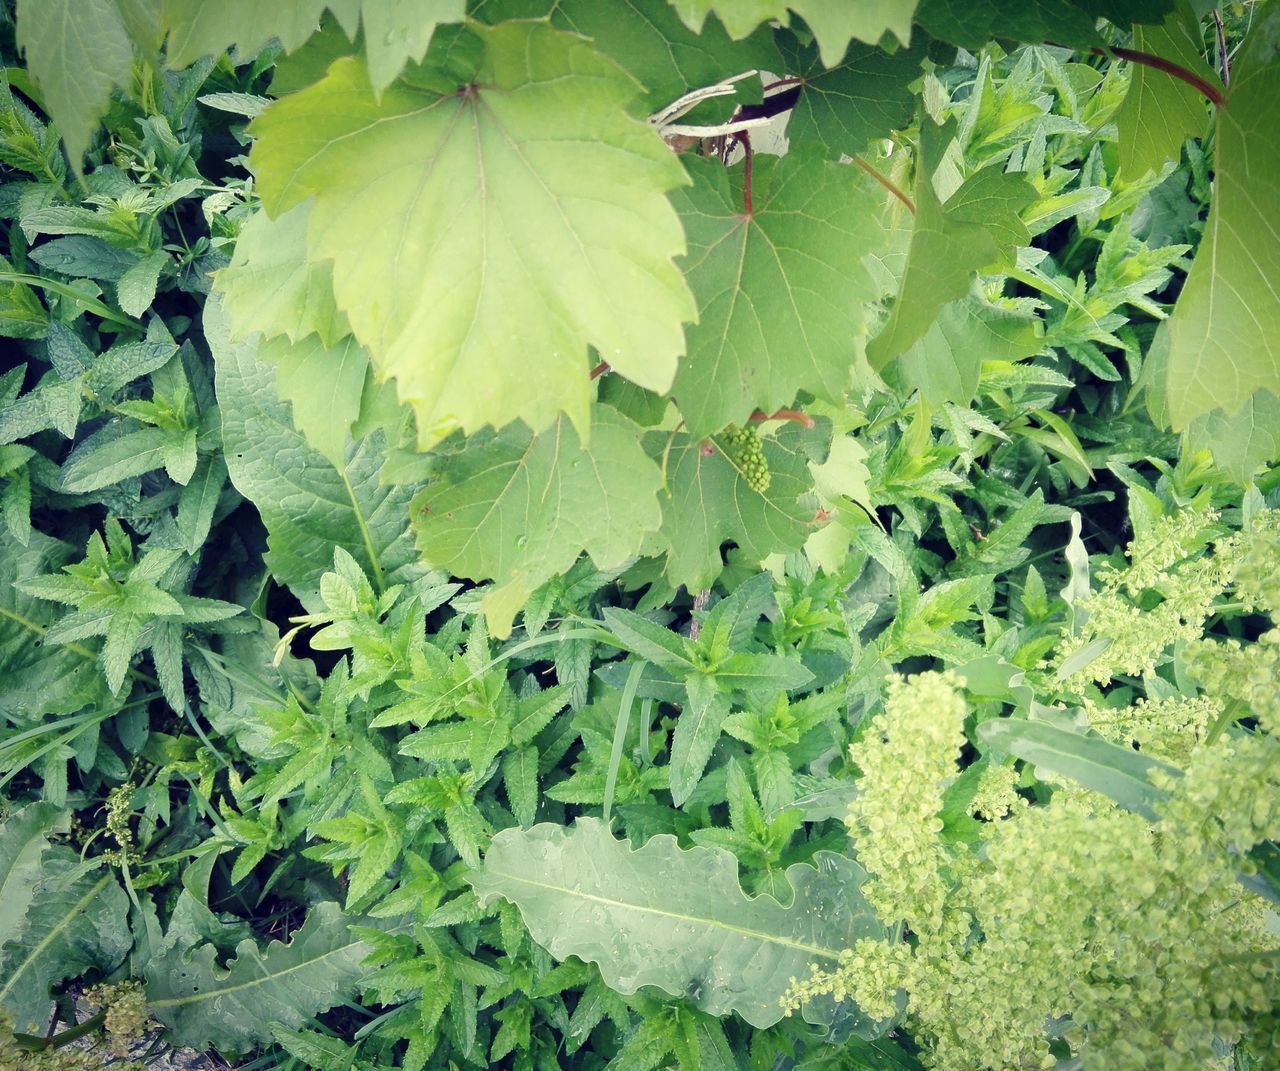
[
  {"xmin": 867, "ymin": 118, "xmax": 1035, "ymax": 367},
  {"xmin": 0, "ymin": 853, "xmax": 130, "ymax": 1034},
  {"xmin": 893, "ymin": 295, "xmax": 1042, "ymax": 406},
  {"xmin": 913, "ymin": 0, "xmax": 1099, "ymax": 49},
  {"xmin": 259, "ymin": 333, "xmax": 371, "ymax": 468},
  {"xmin": 1115, "ymin": 1, "xmax": 1218, "ymax": 182},
  {"xmin": 215, "ymin": 202, "xmax": 349, "ymax": 349},
  {"xmin": 249, "ymin": 21, "xmax": 694, "ymax": 442},
  {"xmin": 671, "ymin": 152, "xmax": 884, "ymax": 436},
  {"xmin": 1186, "ymin": 389, "xmax": 1280, "ymax": 485},
  {"xmin": 14, "ymin": 0, "xmax": 136, "ymax": 170},
  {"xmin": 145, "ymin": 902, "xmax": 375, "ymax": 1055},
  {"xmin": 208, "ymin": 300, "xmax": 425, "ymax": 610},
  {"xmin": 412, "ymin": 404, "xmax": 663, "ymax": 638},
  {"xmin": 1166, "ymin": 6, "xmax": 1280, "ymax": 428},
  {"xmin": 477, "ymin": 0, "xmax": 782, "ymax": 113},
  {"xmin": 781, "ymin": 34, "xmax": 929, "ymax": 157},
  {"xmin": 669, "ymin": 1, "xmax": 917, "ymax": 65},
  {"xmin": 649, "ymin": 420, "xmax": 824, "ymax": 590},
  {"xmin": 162, "ymin": 0, "xmax": 464, "ymax": 91},
  {"xmin": 472, "ymin": 818, "xmax": 891, "ymax": 1029}
]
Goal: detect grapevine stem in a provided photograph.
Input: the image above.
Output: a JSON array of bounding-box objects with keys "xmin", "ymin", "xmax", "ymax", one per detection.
[
  {"xmin": 852, "ymin": 156, "xmax": 916, "ymax": 215},
  {"xmin": 589, "ymin": 361, "xmax": 610, "ymax": 380},
  {"xmin": 739, "ymin": 131, "xmax": 754, "ymax": 217},
  {"xmin": 748, "ymin": 407, "xmax": 815, "ymax": 428},
  {"xmin": 1093, "ymin": 45, "xmax": 1225, "ymax": 107}
]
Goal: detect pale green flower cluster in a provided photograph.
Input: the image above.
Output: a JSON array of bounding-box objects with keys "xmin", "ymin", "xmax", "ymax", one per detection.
[
  {"xmin": 1084, "ymin": 693, "xmax": 1220, "ymax": 763},
  {"xmin": 1186, "ymin": 627, "xmax": 1280, "ymax": 735},
  {"xmin": 1058, "ymin": 509, "xmax": 1243, "ymax": 685},
  {"xmin": 1234, "ymin": 509, "xmax": 1280, "ymax": 615},
  {"xmin": 790, "ymin": 668, "xmax": 1280, "ymax": 1071},
  {"xmin": 845, "ymin": 671, "xmax": 967, "ymax": 933},
  {"xmin": 968, "ymin": 762, "xmax": 1023, "ymax": 820}
]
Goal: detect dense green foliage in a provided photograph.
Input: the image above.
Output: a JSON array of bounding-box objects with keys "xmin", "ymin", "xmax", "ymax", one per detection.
[{"xmin": 1, "ymin": 1, "xmax": 1278, "ymax": 1070}]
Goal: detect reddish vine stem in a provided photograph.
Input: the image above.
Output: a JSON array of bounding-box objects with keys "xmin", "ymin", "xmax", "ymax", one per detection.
[
  {"xmin": 1092, "ymin": 45, "xmax": 1225, "ymax": 106},
  {"xmin": 589, "ymin": 361, "xmax": 610, "ymax": 380},
  {"xmin": 760, "ymin": 76, "xmax": 804, "ymax": 93},
  {"xmin": 852, "ymin": 155, "xmax": 916, "ymax": 215},
  {"xmin": 748, "ymin": 407, "xmax": 815, "ymax": 428}
]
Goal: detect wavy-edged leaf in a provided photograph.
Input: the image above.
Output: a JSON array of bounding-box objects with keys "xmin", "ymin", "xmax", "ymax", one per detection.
[
  {"xmin": 145, "ymin": 901, "xmax": 375, "ymax": 1054},
  {"xmin": 260, "ymin": 333, "xmax": 371, "ymax": 469},
  {"xmin": 208, "ymin": 299, "xmax": 425, "ymax": 611},
  {"xmin": 669, "ymin": 0, "xmax": 916, "ymax": 64},
  {"xmin": 249, "ymin": 21, "xmax": 694, "ymax": 441},
  {"xmin": 1166, "ymin": 6, "xmax": 1280, "ymax": 428},
  {"xmin": 867, "ymin": 118, "xmax": 1035, "ymax": 366},
  {"xmin": 914, "ymin": 0, "xmax": 1170, "ymax": 50},
  {"xmin": 0, "ymin": 852, "xmax": 130, "ymax": 1033},
  {"xmin": 412, "ymin": 404, "xmax": 663, "ymax": 638},
  {"xmin": 0, "ymin": 803, "xmax": 63, "ymax": 949},
  {"xmin": 469, "ymin": 817, "xmax": 891, "ymax": 1028},
  {"xmin": 671, "ymin": 152, "xmax": 884, "ymax": 436}
]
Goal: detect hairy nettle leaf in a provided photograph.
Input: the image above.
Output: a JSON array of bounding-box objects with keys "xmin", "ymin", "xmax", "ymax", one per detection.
[
  {"xmin": 470, "ymin": 817, "xmax": 891, "ymax": 1029},
  {"xmin": 247, "ymin": 21, "xmax": 695, "ymax": 442}
]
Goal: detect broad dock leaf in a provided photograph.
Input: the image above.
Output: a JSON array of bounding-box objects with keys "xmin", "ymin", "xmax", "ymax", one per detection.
[
  {"xmin": 145, "ymin": 901, "xmax": 374, "ymax": 1054},
  {"xmin": 470, "ymin": 816, "xmax": 891, "ymax": 1029}
]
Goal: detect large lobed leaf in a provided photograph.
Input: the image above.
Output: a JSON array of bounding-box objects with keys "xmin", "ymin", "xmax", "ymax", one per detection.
[
  {"xmin": 671, "ymin": 152, "xmax": 885, "ymax": 436},
  {"xmin": 469, "ymin": 817, "xmax": 891, "ymax": 1029},
  {"xmin": 412, "ymin": 404, "xmax": 663, "ymax": 638},
  {"xmin": 1166, "ymin": 5, "xmax": 1280, "ymax": 428},
  {"xmin": 248, "ymin": 21, "xmax": 695, "ymax": 442}
]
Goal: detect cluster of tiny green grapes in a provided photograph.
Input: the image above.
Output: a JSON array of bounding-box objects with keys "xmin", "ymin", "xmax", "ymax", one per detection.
[
  {"xmin": 845, "ymin": 672, "xmax": 967, "ymax": 934},
  {"xmin": 968, "ymin": 762, "xmax": 1023, "ymax": 820},
  {"xmin": 716, "ymin": 423, "xmax": 771, "ymax": 493},
  {"xmin": 1083, "ymin": 693, "xmax": 1221, "ymax": 763},
  {"xmin": 1057, "ymin": 509, "xmax": 1244, "ymax": 686}
]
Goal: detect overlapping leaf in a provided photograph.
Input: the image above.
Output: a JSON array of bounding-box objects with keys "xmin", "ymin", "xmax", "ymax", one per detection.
[
  {"xmin": 670, "ymin": 0, "xmax": 917, "ymax": 64},
  {"xmin": 145, "ymin": 902, "xmax": 375, "ymax": 1054},
  {"xmin": 249, "ymin": 21, "xmax": 695, "ymax": 441},
  {"xmin": 914, "ymin": 0, "xmax": 1170, "ymax": 50},
  {"xmin": 867, "ymin": 118, "xmax": 1035, "ymax": 366},
  {"xmin": 14, "ymin": 0, "xmax": 138, "ymax": 168},
  {"xmin": 782, "ymin": 35, "xmax": 930, "ymax": 157},
  {"xmin": 1166, "ymin": 6, "xmax": 1280, "ymax": 428},
  {"xmin": 1115, "ymin": 1, "xmax": 1218, "ymax": 181},
  {"xmin": 671, "ymin": 152, "xmax": 884, "ymax": 435},
  {"xmin": 208, "ymin": 300, "xmax": 425, "ymax": 610},
  {"xmin": 162, "ymin": 0, "xmax": 464, "ymax": 92},
  {"xmin": 412, "ymin": 404, "xmax": 663, "ymax": 638},
  {"xmin": 470, "ymin": 817, "xmax": 891, "ymax": 1028},
  {"xmin": 647, "ymin": 420, "xmax": 825, "ymax": 589}
]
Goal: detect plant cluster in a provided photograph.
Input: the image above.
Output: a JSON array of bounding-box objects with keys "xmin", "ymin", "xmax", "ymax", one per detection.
[{"xmin": 0, "ymin": 1, "xmax": 1278, "ymax": 1070}]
